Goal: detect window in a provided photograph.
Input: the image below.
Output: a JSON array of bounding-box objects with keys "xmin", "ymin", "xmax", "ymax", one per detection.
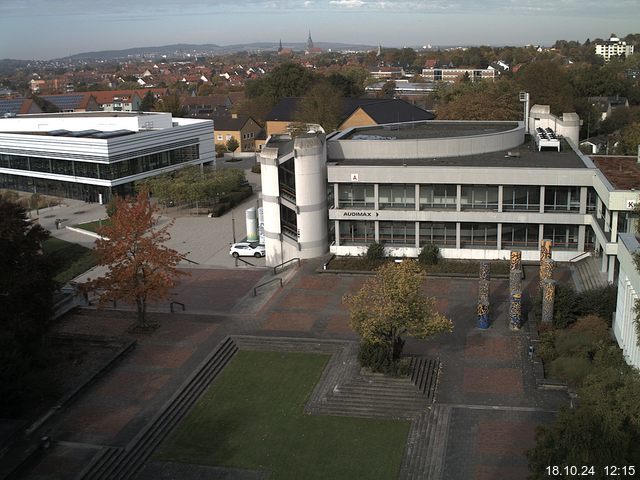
[
  {"xmin": 502, "ymin": 186, "xmax": 540, "ymax": 211},
  {"xmin": 217, "ymin": 134, "xmax": 223, "ymax": 141},
  {"xmin": 420, "ymin": 222, "xmax": 456, "ymax": 247},
  {"xmin": 586, "ymin": 187, "xmax": 597, "ymax": 213},
  {"xmin": 461, "ymin": 185, "xmax": 498, "ymax": 211},
  {"xmin": 460, "ymin": 223, "xmax": 498, "ymax": 248},
  {"xmin": 339, "ymin": 221, "xmax": 375, "ymax": 245},
  {"xmin": 378, "ymin": 184, "xmax": 415, "ymax": 209},
  {"xmin": 419, "ymin": 184, "xmax": 456, "ymax": 209},
  {"xmin": 379, "ymin": 221, "xmax": 415, "ymax": 246},
  {"xmin": 502, "ymin": 223, "xmax": 539, "ymax": 248},
  {"xmin": 544, "ymin": 186, "xmax": 580, "ymax": 212},
  {"xmin": 338, "ymin": 184, "xmax": 375, "ymax": 208},
  {"xmin": 543, "ymin": 225, "xmax": 579, "ymax": 250}
]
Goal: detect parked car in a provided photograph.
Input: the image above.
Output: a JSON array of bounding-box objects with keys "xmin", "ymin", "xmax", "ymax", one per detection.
[{"xmin": 230, "ymin": 242, "xmax": 265, "ymax": 258}]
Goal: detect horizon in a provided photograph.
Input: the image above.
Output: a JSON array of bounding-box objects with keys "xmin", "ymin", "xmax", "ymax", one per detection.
[{"xmin": 0, "ymin": 0, "xmax": 637, "ymax": 61}]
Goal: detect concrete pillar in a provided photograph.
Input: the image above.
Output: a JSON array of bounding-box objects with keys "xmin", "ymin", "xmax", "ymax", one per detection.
[
  {"xmin": 579, "ymin": 186, "xmax": 587, "ymax": 215},
  {"xmin": 456, "ymin": 184, "xmax": 462, "ymax": 212},
  {"xmin": 415, "ymin": 184, "xmax": 420, "ymax": 211},
  {"xmin": 333, "ymin": 183, "xmax": 339, "ymax": 209},
  {"xmin": 375, "ymin": 221, "xmax": 380, "ymax": 242},
  {"xmin": 456, "ymin": 222, "xmax": 461, "ymax": 249},
  {"xmin": 578, "ymin": 225, "xmax": 586, "ymax": 252},
  {"xmin": 415, "ymin": 221, "xmax": 420, "ymax": 248},
  {"xmin": 539, "ymin": 224, "xmax": 545, "ymax": 245},
  {"xmin": 611, "ymin": 211, "xmax": 619, "ymax": 240},
  {"xmin": 334, "ymin": 220, "xmax": 340, "ymax": 246},
  {"xmin": 497, "ymin": 185, "xmax": 503, "ymax": 213},
  {"xmin": 374, "ymin": 183, "xmax": 379, "ymax": 210},
  {"xmin": 539, "ymin": 186, "xmax": 545, "ymax": 213},
  {"xmin": 601, "ymin": 252, "xmax": 608, "ymax": 273},
  {"xmin": 496, "ymin": 223, "xmax": 502, "ymax": 251},
  {"xmin": 608, "ymin": 255, "xmax": 616, "ymax": 283}
]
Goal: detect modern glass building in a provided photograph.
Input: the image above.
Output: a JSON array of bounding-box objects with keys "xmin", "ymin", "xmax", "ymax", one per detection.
[{"xmin": 0, "ymin": 112, "xmax": 214, "ymax": 202}]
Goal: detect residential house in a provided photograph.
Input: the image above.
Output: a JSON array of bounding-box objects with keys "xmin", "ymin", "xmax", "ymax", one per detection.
[
  {"xmin": 0, "ymin": 98, "xmax": 42, "ymax": 116},
  {"xmin": 214, "ymin": 114, "xmax": 263, "ymax": 152},
  {"xmin": 421, "ymin": 66, "xmax": 495, "ymax": 83},
  {"xmin": 183, "ymin": 95, "xmax": 233, "ymax": 118},
  {"xmin": 38, "ymin": 93, "xmax": 100, "ymax": 112},
  {"xmin": 91, "ymin": 90, "xmax": 143, "ymax": 112},
  {"xmin": 595, "ymin": 35, "xmax": 634, "ymax": 62}
]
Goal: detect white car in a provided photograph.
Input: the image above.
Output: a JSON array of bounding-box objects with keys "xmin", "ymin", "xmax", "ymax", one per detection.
[{"xmin": 230, "ymin": 242, "xmax": 265, "ymax": 258}]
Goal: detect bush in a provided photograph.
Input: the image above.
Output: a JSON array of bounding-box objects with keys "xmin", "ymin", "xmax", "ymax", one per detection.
[
  {"xmin": 209, "ymin": 202, "xmax": 231, "ymax": 217},
  {"xmin": 251, "ymin": 163, "xmax": 261, "ymax": 174},
  {"xmin": 366, "ymin": 242, "xmax": 385, "ymax": 262},
  {"xmin": 215, "ymin": 143, "xmax": 227, "ymax": 158},
  {"xmin": 358, "ymin": 342, "xmax": 410, "ymax": 376},
  {"xmin": 418, "ymin": 244, "xmax": 439, "ymax": 265},
  {"xmin": 220, "ymin": 186, "xmax": 252, "ymax": 207}
]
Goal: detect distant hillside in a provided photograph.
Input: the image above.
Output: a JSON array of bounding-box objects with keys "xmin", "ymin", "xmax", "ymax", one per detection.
[{"xmin": 61, "ymin": 42, "xmax": 377, "ymax": 61}]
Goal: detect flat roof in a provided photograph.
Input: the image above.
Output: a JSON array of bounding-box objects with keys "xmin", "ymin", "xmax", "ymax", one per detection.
[
  {"xmin": 330, "ymin": 137, "xmax": 588, "ymax": 169},
  {"xmin": 342, "ymin": 121, "xmax": 519, "ymax": 141},
  {"xmin": 591, "ymin": 156, "xmax": 640, "ymax": 190}
]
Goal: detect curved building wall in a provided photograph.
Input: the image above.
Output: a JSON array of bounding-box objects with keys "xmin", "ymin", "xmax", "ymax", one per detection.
[
  {"xmin": 294, "ymin": 135, "xmax": 328, "ymax": 259},
  {"xmin": 258, "ymin": 146, "xmax": 283, "ymax": 266},
  {"xmin": 328, "ymin": 122, "xmax": 524, "ymax": 160}
]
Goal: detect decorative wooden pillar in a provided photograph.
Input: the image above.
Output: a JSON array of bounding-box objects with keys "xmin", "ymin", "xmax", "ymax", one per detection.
[
  {"xmin": 509, "ymin": 250, "xmax": 523, "ymax": 330},
  {"xmin": 541, "ymin": 279, "xmax": 556, "ymax": 324},
  {"xmin": 477, "ymin": 262, "xmax": 490, "ymax": 329},
  {"xmin": 539, "ymin": 257, "xmax": 555, "ymax": 290}
]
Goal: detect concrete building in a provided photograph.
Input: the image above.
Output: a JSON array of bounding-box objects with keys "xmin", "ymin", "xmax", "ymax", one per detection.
[
  {"xmin": 258, "ymin": 107, "xmax": 638, "ymax": 289},
  {"xmin": 614, "ymin": 233, "xmax": 640, "ymax": 370},
  {"xmin": 0, "ymin": 111, "xmax": 214, "ymax": 203},
  {"xmin": 595, "ymin": 35, "xmax": 634, "ymax": 62}
]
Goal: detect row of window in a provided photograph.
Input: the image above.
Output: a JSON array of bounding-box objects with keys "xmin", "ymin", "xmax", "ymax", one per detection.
[
  {"xmin": 337, "ymin": 221, "xmax": 580, "ymax": 250},
  {"xmin": 335, "ymin": 184, "xmax": 589, "ymax": 213},
  {"xmin": 0, "ymin": 145, "xmax": 199, "ymax": 181}
]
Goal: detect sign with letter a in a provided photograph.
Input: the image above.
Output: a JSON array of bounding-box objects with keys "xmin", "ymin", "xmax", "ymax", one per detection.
[{"xmin": 351, "ymin": 173, "xmax": 359, "ymax": 182}]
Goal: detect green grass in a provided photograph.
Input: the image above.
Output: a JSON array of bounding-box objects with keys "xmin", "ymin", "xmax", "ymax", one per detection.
[
  {"xmin": 156, "ymin": 351, "xmax": 410, "ymax": 480},
  {"xmin": 73, "ymin": 218, "xmax": 111, "ymax": 233},
  {"xmin": 43, "ymin": 237, "xmax": 97, "ymax": 284}
]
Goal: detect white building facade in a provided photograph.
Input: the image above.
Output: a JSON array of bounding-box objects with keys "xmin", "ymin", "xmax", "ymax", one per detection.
[
  {"xmin": 0, "ymin": 112, "xmax": 214, "ymax": 203},
  {"xmin": 614, "ymin": 233, "xmax": 640, "ymax": 370},
  {"xmin": 595, "ymin": 35, "xmax": 635, "ymax": 62}
]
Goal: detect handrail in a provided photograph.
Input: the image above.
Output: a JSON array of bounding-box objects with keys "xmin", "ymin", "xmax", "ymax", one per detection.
[
  {"xmin": 568, "ymin": 251, "xmax": 592, "ymax": 263},
  {"xmin": 180, "ymin": 255, "xmax": 200, "ymax": 265},
  {"xmin": 273, "ymin": 257, "xmax": 300, "ymax": 275},
  {"xmin": 170, "ymin": 301, "xmax": 185, "ymax": 313},
  {"xmin": 254, "ymin": 278, "xmax": 283, "ymax": 296}
]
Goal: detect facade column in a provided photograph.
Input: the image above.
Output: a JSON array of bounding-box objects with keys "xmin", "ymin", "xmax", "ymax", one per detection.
[
  {"xmin": 539, "ymin": 224, "xmax": 545, "ymax": 245},
  {"xmin": 333, "ymin": 184, "xmax": 339, "ymax": 209},
  {"xmin": 456, "ymin": 184, "xmax": 462, "ymax": 212},
  {"xmin": 415, "ymin": 184, "xmax": 420, "ymax": 211},
  {"xmin": 334, "ymin": 220, "xmax": 340, "ymax": 246},
  {"xmin": 611, "ymin": 211, "xmax": 619, "ymax": 241},
  {"xmin": 578, "ymin": 225, "xmax": 586, "ymax": 252},
  {"xmin": 496, "ymin": 223, "xmax": 502, "ymax": 251},
  {"xmin": 374, "ymin": 183, "xmax": 379, "ymax": 210},
  {"xmin": 596, "ymin": 198, "xmax": 603, "ymax": 219},
  {"xmin": 539, "ymin": 186, "xmax": 545, "ymax": 213},
  {"xmin": 608, "ymin": 255, "xmax": 616, "ymax": 283},
  {"xmin": 497, "ymin": 185, "xmax": 503, "ymax": 213},
  {"xmin": 579, "ymin": 186, "xmax": 587, "ymax": 215},
  {"xmin": 375, "ymin": 220, "xmax": 380, "ymax": 243},
  {"xmin": 415, "ymin": 221, "xmax": 420, "ymax": 249},
  {"xmin": 456, "ymin": 222, "xmax": 461, "ymax": 249},
  {"xmin": 601, "ymin": 252, "xmax": 608, "ymax": 273}
]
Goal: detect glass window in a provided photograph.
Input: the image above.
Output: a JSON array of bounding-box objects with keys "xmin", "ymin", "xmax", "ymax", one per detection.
[
  {"xmin": 543, "ymin": 225, "xmax": 579, "ymax": 250},
  {"xmin": 29, "ymin": 157, "xmax": 51, "ymax": 173},
  {"xmin": 586, "ymin": 187, "xmax": 597, "ymax": 213},
  {"xmin": 460, "ymin": 223, "xmax": 498, "ymax": 248},
  {"xmin": 338, "ymin": 184, "xmax": 375, "ymax": 209},
  {"xmin": 502, "ymin": 186, "xmax": 540, "ymax": 211},
  {"xmin": 378, "ymin": 184, "xmax": 415, "ymax": 209},
  {"xmin": 73, "ymin": 161, "xmax": 100, "ymax": 179},
  {"xmin": 502, "ymin": 223, "xmax": 539, "ymax": 248},
  {"xmin": 544, "ymin": 186, "xmax": 580, "ymax": 212},
  {"xmin": 461, "ymin": 185, "xmax": 498, "ymax": 211},
  {"xmin": 420, "ymin": 222, "xmax": 456, "ymax": 247},
  {"xmin": 9, "ymin": 156, "xmax": 29, "ymax": 170},
  {"xmin": 419, "ymin": 184, "xmax": 457, "ymax": 209},
  {"xmin": 379, "ymin": 221, "xmax": 415, "ymax": 246},
  {"xmin": 51, "ymin": 159, "xmax": 74, "ymax": 176},
  {"xmin": 339, "ymin": 221, "xmax": 375, "ymax": 245}
]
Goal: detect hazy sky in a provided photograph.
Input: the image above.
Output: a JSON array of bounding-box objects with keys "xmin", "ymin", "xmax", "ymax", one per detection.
[{"xmin": 0, "ymin": 0, "xmax": 637, "ymax": 60}]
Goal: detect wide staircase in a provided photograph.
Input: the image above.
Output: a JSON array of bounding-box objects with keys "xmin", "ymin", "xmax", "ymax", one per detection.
[{"xmin": 571, "ymin": 254, "xmax": 610, "ymax": 292}]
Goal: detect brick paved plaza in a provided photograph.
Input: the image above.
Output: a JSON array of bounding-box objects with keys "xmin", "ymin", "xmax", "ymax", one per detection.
[{"xmin": 18, "ymin": 261, "xmax": 569, "ymax": 479}]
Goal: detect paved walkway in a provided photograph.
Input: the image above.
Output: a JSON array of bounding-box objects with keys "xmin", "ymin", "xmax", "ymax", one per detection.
[{"xmin": 17, "ymin": 260, "xmax": 570, "ymax": 480}]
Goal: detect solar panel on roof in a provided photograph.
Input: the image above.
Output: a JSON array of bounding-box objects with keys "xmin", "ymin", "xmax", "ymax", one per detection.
[
  {"xmin": 42, "ymin": 95, "xmax": 84, "ymax": 109},
  {"xmin": 48, "ymin": 129, "xmax": 71, "ymax": 136},
  {"xmin": 90, "ymin": 129, "xmax": 135, "ymax": 139},
  {"xmin": 68, "ymin": 129, "xmax": 101, "ymax": 137},
  {"xmin": 0, "ymin": 99, "xmax": 25, "ymax": 114}
]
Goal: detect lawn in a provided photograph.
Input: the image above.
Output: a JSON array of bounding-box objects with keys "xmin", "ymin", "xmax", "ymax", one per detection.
[
  {"xmin": 156, "ymin": 351, "xmax": 410, "ymax": 480},
  {"xmin": 73, "ymin": 218, "xmax": 111, "ymax": 233},
  {"xmin": 43, "ymin": 237, "xmax": 97, "ymax": 284}
]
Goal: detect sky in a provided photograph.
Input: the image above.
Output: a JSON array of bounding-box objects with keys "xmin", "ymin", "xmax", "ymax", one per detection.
[{"xmin": 0, "ymin": 0, "xmax": 638, "ymax": 60}]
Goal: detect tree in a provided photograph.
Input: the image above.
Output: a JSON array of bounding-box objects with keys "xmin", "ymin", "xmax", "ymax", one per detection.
[
  {"xmin": 0, "ymin": 198, "xmax": 56, "ymax": 412},
  {"xmin": 245, "ymin": 62, "xmax": 317, "ymax": 102},
  {"xmin": 157, "ymin": 92, "xmax": 185, "ymax": 117},
  {"xmin": 380, "ymin": 80, "xmax": 396, "ymax": 98},
  {"xmin": 343, "ymin": 261, "xmax": 452, "ymax": 365},
  {"xmin": 295, "ymin": 80, "xmax": 344, "ymax": 133},
  {"xmin": 437, "ymin": 79, "xmax": 522, "ymax": 121},
  {"xmin": 226, "ymin": 136, "xmax": 239, "ymax": 155},
  {"xmin": 515, "ymin": 59, "xmax": 576, "ymax": 115},
  {"xmin": 619, "ymin": 121, "xmax": 640, "ymax": 155},
  {"xmin": 139, "ymin": 90, "xmax": 156, "ymax": 112},
  {"xmin": 89, "ymin": 188, "xmax": 186, "ymax": 328}
]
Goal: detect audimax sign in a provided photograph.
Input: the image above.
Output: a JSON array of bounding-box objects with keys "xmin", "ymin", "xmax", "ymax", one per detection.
[{"xmin": 343, "ymin": 211, "xmax": 379, "ymax": 217}]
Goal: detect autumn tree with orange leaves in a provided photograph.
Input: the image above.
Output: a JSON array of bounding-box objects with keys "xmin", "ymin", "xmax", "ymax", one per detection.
[{"xmin": 89, "ymin": 188, "xmax": 186, "ymax": 328}]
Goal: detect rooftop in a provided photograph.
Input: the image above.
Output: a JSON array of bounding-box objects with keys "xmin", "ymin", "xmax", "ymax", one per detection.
[
  {"xmin": 330, "ymin": 137, "xmax": 588, "ymax": 169},
  {"xmin": 341, "ymin": 121, "xmax": 518, "ymax": 141},
  {"xmin": 591, "ymin": 156, "xmax": 640, "ymax": 190}
]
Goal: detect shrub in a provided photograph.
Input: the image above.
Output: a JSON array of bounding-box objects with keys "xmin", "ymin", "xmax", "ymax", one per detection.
[
  {"xmin": 358, "ymin": 342, "xmax": 410, "ymax": 376},
  {"xmin": 209, "ymin": 202, "xmax": 231, "ymax": 217},
  {"xmin": 366, "ymin": 242, "xmax": 385, "ymax": 262},
  {"xmin": 418, "ymin": 244, "xmax": 439, "ymax": 265},
  {"xmin": 215, "ymin": 143, "xmax": 227, "ymax": 158},
  {"xmin": 221, "ymin": 187, "xmax": 252, "ymax": 207},
  {"xmin": 251, "ymin": 163, "xmax": 261, "ymax": 174}
]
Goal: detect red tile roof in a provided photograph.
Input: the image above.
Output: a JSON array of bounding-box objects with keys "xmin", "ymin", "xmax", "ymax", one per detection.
[{"xmin": 592, "ymin": 155, "xmax": 640, "ymax": 190}]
